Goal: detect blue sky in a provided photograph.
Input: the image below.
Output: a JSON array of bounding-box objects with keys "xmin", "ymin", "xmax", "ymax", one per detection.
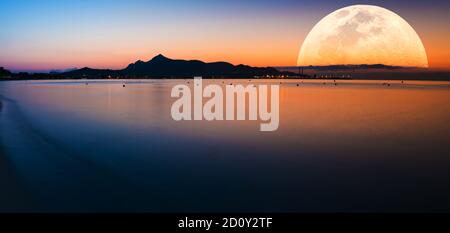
[{"xmin": 1, "ymin": 0, "xmax": 449, "ymax": 71}]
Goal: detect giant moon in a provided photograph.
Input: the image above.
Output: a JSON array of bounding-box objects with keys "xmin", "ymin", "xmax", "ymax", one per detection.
[{"xmin": 298, "ymin": 5, "xmax": 428, "ymax": 67}]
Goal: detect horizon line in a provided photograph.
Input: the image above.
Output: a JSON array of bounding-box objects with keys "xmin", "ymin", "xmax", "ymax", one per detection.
[{"xmin": 2, "ymin": 54, "xmax": 449, "ymax": 73}]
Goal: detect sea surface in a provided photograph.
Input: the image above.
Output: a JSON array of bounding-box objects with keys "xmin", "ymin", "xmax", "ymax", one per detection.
[{"xmin": 1, "ymin": 79, "xmax": 450, "ymax": 212}]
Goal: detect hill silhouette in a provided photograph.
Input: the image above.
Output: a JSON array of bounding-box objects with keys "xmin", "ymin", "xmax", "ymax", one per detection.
[
  {"xmin": 0, "ymin": 67, "xmax": 12, "ymax": 77},
  {"xmin": 6, "ymin": 58, "xmax": 450, "ymax": 81},
  {"xmin": 65, "ymin": 54, "xmax": 295, "ymax": 78}
]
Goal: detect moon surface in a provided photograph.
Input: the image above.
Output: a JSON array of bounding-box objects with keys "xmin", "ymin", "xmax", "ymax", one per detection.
[{"xmin": 298, "ymin": 5, "xmax": 428, "ymax": 67}]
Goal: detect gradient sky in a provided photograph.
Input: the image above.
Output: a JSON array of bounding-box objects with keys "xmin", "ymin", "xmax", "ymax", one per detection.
[{"xmin": 1, "ymin": 0, "xmax": 450, "ymax": 72}]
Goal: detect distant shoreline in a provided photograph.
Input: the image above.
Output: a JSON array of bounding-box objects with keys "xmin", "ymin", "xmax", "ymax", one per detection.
[
  {"xmin": 2, "ymin": 55, "xmax": 450, "ymax": 81},
  {"xmin": 2, "ymin": 77, "xmax": 450, "ymax": 82}
]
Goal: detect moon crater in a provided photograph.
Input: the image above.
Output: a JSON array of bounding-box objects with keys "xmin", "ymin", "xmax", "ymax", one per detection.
[{"xmin": 298, "ymin": 5, "xmax": 428, "ymax": 67}]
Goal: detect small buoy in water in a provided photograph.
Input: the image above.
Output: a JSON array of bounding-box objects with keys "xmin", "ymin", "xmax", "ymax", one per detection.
[
  {"xmin": 387, "ymin": 83, "xmax": 391, "ymax": 87},
  {"xmin": 123, "ymin": 84, "xmax": 126, "ymax": 87},
  {"xmin": 296, "ymin": 84, "xmax": 299, "ymax": 87},
  {"xmin": 401, "ymin": 80, "xmax": 404, "ymax": 84},
  {"xmin": 334, "ymin": 83, "xmax": 337, "ymax": 86}
]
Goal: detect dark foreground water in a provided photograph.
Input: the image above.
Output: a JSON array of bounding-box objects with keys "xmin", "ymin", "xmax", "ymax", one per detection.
[{"xmin": 1, "ymin": 79, "xmax": 450, "ymax": 212}]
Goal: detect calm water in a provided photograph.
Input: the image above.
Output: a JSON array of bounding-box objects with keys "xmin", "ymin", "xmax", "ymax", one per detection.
[{"xmin": 1, "ymin": 79, "xmax": 450, "ymax": 212}]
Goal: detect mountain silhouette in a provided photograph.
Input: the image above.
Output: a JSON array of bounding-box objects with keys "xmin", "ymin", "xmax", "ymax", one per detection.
[
  {"xmin": 65, "ymin": 54, "xmax": 294, "ymax": 78},
  {"xmin": 0, "ymin": 67, "xmax": 12, "ymax": 77}
]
